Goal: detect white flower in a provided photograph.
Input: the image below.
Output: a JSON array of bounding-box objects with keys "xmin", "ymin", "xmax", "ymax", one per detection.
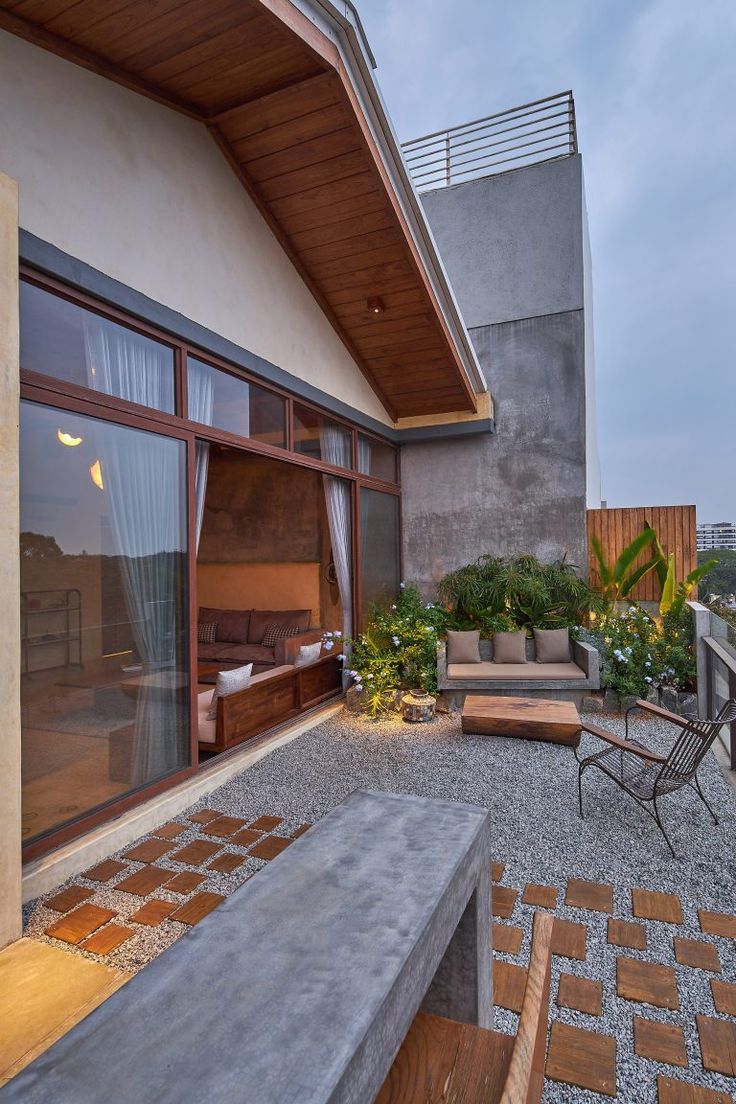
[
  {"xmin": 391, "ymin": 604, "xmax": 397, "ymax": 610},
  {"xmin": 323, "ymin": 640, "xmax": 334, "ymax": 650},
  {"xmin": 644, "ymin": 676, "xmax": 652, "ymax": 683},
  {"xmin": 354, "ymin": 684, "xmax": 363, "ymax": 693},
  {"xmin": 399, "ymin": 581, "xmax": 406, "ymax": 589},
  {"xmin": 392, "ymin": 636, "xmax": 400, "ymax": 646},
  {"xmin": 334, "ymin": 631, "xmax": 342, "ymax": 638},
  {"xmin": 324, "ymin": 631, "xmax": 334, "ymax": 637},
  {"xmin": 425, "ymin": 602, "xmax": 435, "ymax": 609},
  {"xmin": 337, "ymin": 654, "xmax": 345, "ymax": 662},
  {"xmin": 645, "ymin": 660, "xmax": 651, "ymax": 668},
  {"xmin": 366, "ymin": 674, "xmax": 374, "ymax": 680}
]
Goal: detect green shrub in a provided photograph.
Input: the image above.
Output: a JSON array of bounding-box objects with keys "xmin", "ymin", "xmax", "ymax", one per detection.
[{"xmin": 595, "ymin": 604, "xmax": 697, "ymax": 698}]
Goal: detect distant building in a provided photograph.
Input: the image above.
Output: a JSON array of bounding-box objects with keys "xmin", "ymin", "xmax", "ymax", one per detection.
[{"xmin": 697, "ymin": 522, "xmax": 736, "ymax": 551}]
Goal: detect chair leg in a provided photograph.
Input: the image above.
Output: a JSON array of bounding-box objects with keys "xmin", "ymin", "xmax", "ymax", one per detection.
[
  {"xmin": 652, "ymin": 795, "xmax": 677, "ymax": 859},
  {"xmin": 578, "ymin": 764, "xmax": 587, "ymax": 818},
  {"xmin": 693, "ymin": 773, "xmax": 719, "ymax": 825}
]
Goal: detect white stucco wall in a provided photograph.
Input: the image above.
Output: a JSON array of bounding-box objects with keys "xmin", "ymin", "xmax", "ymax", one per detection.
[{"xmin": 0, "ymin": 32, "xmax": 391, "ymax": 425}]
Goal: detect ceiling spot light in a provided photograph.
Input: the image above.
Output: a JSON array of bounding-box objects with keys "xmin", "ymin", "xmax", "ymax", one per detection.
[
  {"xmin": 57, "ymin": 429, "xmax": 83, "ymax": 447},
  {"xmin": 367, "ymin": 297, "xmax": 385, "ymax": 314},
  {"xmin": 89, "ymin": 459, "xmax": 104, "ymax": 491}
]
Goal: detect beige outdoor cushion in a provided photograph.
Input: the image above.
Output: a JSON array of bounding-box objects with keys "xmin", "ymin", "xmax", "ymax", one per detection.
[
  {"xmin": 533, "ymin": 627, "xmax": 571, "ymax": 663},
  {"xmin": 446, "ymin": 630, "xmax": 481, "ymax": 664},
  {"xmin": 447, "ymin": 661, "xmax": 585, "ymax": 680},
  {"xmin": 492, "ymin": 631, "xmax": 527, "ymax": 664}
]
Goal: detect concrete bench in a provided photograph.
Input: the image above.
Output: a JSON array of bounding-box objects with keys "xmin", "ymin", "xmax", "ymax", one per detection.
[{"xmin": 3, "ymin": 790, "xmax": 491, "ymax": 1104}]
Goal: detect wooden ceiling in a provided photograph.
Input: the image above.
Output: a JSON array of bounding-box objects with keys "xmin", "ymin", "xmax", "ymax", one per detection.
[{"xmin": 0, "ymin": 0, "xmax": 479, "ymax": 419}]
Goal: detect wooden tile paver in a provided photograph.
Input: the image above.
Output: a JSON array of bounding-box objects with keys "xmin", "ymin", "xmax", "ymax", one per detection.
[
  {"xmin": 491, "ymin": 861, "xmax": 505, "ymax": 882},
  {"xmin": 546, "ymin": 1021, "xmax": 617, "ymax": 1097},
  {"xmin": 632, "ymin": 888, "xmax": 684, "ymax": 924},
  {"xmin": 249, "ymin": 835, "xmax": 293, "ymax": 861},
  {"xmin": 566, "ymin": 879, "xmax": 613, "ymax": 913},
  {"xmin": 45, "ymin": 885, "xmax": 94, "ymax": 912},
  {"xmin": 230, "ymin": 828, "xmax": 264, "ymax": 848},
  {"xmin": 699, "ymin": 910, "xmax": 736, "ymax": 939},
  {"xmin": 124, "ymin": 838, "xmax": 175, "ymax": 864},
  {"xmin": 82, "ymin": 923, "xmax": 134, "ymax": 955},
  {"xmin": 208, "ymin": 852, "xmax": 246, "ymax": 874},
  {"xmin": 249, "ymin": 815, "xmax": 283, "ymax": 831},
  {"xmin": 169, "ymin": 891, "xmax": 225, "ymax": 926},
  {"xmin": 522, "ymin": 883, "xmax": 557, "ymax": 909},
  {"xmin": 491, "ymin": 885, "xmax": 517, "ymax": 920},
  {"xmin": 607, "ymin": 917, "xmax": 647, "ymax": 951},
  {"xmin": 494, "ymin": 925, "xmax": 523, "ymax": 956},
  {"xmin": 494, "ymin": 961, "xmax": 527, "ymax": 1013},
  {"xmin": 170, "ymin": 840, "xmax": 222, "ymax": 866},
  {"xmin": 551, "ymin": 918, "xmax": 587, "ymax": 961},
  {"xmin": 165, "ymin": 872, "xmax": 206, "ymax": 895},
  {"xmin": 83, "ymin": 860, "xmax": 127, "ymax": 882},
  {"xmin": 617, "ymin": 956, "xmax": 680, "ymax": 1010},
  {"xmin": 292, "ymin": 823, "xmax": 312, "ymax": 838},
  {"xmin": 152, "ymin": 821, "xmax": 188, "ymax": 840},
  {"xmin": 674, "ymin": 937, "xmax": 721, "ymax": 972},
  {"xmin": 202, "ymin": 815, "xmax": 248, "ymax": 838},
  {"xmin": 188, "ymin": 809, "xmax": 222, "ymax": 824},
  {"xmin": 696, "ymin": 1015, "xmax": 736, "ymax": 1077},
  {"xmin": 115, "ymin": 866, "xmax": 175, "ymax": 897},
  {"xmin": 557, "ymin": 974, "xmax": 603, "ymax": 1016},
  {"xmin": 657, "ymin": 1076, "xmax": 732, "ymax": 1104},
  {"xmin": 634, "ymin": 1017, "xmax": 688, "ymax": 1067},
  {"xmin": 46, "ymin": 904, "xmax": 116, "ymax": 945},
  {"xmin": 129, "ymin": 899, "xmax": 177, "ymax": 926},
  {"xmin": 711, "ymin": 978, "xmax": 736, "ymax": 1016}
]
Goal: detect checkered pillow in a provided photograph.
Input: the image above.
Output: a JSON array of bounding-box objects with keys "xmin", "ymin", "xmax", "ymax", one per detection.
[
  {"xmin": 197, "ymin": 621, "xmax": 217, "ymax": 645},
  {"xmin": 261, "ymin": 622, "xmax": 301, "ymax": 648}
]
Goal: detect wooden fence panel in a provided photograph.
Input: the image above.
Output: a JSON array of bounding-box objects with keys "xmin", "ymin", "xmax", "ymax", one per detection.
[{"xmin": 586, "ymin": 505, "xmax": 696, "ymax": 602}]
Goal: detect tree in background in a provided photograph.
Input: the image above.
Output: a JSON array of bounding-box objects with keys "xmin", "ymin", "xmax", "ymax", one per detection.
[{"xmin": 698, "ymin": 549, "xmax": 736, "ymax": 599}]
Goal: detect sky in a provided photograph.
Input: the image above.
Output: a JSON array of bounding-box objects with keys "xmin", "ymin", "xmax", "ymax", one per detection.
[{"xmin": 357, "ymin": 0, "xmax": 736, "ymax": 522}]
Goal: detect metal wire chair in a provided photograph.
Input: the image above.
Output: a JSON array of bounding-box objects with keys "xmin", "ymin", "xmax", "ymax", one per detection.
[{"xmin": 575, "ymin": 697, "xmax": 736, "ymax": 857}]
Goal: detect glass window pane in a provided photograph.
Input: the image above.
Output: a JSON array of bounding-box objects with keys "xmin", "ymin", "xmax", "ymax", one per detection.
[
  {"xmin": 357, "ymin": 434, "xmax": 397, "ymax": 482},
  {"xmin": 188, "ymin": 356, "xmax": 286, "ymax": 448},
  {"xmin": 20, "ymin": 281, "xmax": 175, "ymax": 413},
  {"xmin": 20, "ymin": 400, "xmax": 189, "ymax": 845},
  {"xmin": 293, "ymin": 404, "xmax": 352, "ymax": 467},
  {"xmin": 360, "ymin": 488, "xmax": 400, "ymax": 620}
]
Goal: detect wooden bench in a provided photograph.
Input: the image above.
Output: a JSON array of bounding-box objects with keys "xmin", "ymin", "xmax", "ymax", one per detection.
[
  {"xmin": 376, "ymin": 911, "xmax": 554, "ymax": 1104},
  {"xmin": 1, "ymin": 790, "xmax": 492, "ymax": 1104}
]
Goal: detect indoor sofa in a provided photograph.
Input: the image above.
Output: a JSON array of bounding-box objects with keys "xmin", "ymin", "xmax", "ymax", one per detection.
[{"xmin": 198, "ymin": 607, "xmax": 323, "ymax": 676}]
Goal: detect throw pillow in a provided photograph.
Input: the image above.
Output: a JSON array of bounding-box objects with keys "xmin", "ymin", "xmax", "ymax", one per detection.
[
  {"xmin": 261, "ymin": 622, "xmax": 301, "ymax": 649},
  {"xmin": 207, "ymin": 663, "xmax": 253, "ymax": 721},
  {"xmin": 533, "ymin": 627, "xmax": 571, "ymax": 663},
  {"xmin": 294, "ymin": 642, "xmax": 322, "ymax": 668},
  {"xmin": 446, "ymin": 629, "xmax": 481, "ymax": 664},
  {"xmin": 197, "ymin": 621, "xmax": 217, "ymax": 645},
  {"xmin": 492, "ymin": 630, "xmax": 527, "ymax": 664}
]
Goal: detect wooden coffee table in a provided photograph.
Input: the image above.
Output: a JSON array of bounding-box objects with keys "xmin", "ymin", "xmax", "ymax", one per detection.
[{"xmin": 461, "ymin": 695, "xmax": 581, "ymax": 747}]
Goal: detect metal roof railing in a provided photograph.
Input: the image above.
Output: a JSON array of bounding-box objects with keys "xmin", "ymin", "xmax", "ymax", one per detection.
[{"xmin": 401, "ymin": 91, "xmax": 577, "ymax": 192}]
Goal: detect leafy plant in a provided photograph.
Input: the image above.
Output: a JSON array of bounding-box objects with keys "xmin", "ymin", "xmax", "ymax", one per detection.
[
  {"xmin": 656, "ymin": 551, "xmax": 717, "ymax": 617},
  {"xmin": 590, "ymin": 527, "xmax": 660, "ymax": 612},
  {"xmin": 598, "ymin": 606, "xmax": 659, "ymax": 699}
]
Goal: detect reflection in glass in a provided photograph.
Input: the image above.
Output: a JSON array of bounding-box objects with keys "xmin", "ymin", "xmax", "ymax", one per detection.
[
  {"xmin": 293, "ymin": 404, "xmax": 352, "ymax": 467},
  {"xmin": 357, "ymin": 434, "xmax": 397, "ymax": 482},
  {"xmin": 20, "ymin": 401, "xmax": 189, "ymax": 845},
  {"xmin": 360, "ymin": 488, "xmax": 400, "ymax": 620},
  {"xmin": 187, "ymin": 357, "xmax": 286, "ymax": 447}
]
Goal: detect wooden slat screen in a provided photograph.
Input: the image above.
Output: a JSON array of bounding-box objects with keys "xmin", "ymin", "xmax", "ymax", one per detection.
[{"xmin": 586, "ymin": 505, "xmax": 697, "ymax": 602}]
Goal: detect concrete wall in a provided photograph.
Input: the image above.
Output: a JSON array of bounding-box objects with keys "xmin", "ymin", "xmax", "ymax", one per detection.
[
  {"xmin": 0, "ymin": 32, "xmax": 391, "ymax": 426},
  {"xmin": 401, "ymin": 156, "xmax": 595, "ymax": 592}
]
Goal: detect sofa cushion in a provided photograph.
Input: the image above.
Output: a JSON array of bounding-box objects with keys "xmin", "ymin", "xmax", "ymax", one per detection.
[
  {"xmin": 199, "ymin": 607, "xmax": 251, "ymax": 645},
  {"xmin": 294, "ymin": 642, "xmax": 322, "ymax": 668},
  {"xmin": 446, "ymin": 630, "xmax": 481, "ymax": 664},
  {"xmin": 492, "ymin": 631, "xmax": 527, "ymax": 664},
  {"xmin": 197, "ymin": 621, "xmax": 217, "ymax": 645},
  {"xmin": 197, "ymin": 643, "xmax": 275, "ymax": 667},
  {"xmin": 533, "ymin": 627, "xmax": 571, "ymax": 663},
  {"xmin": 261, "ymin": 622, "xmax": 302, "ymax": 649},
  {"xmin": 208, "ymin": 663, "xmax": 253, "ymax": 720},
  {"xmin": 248, "ymin": 609, "xmax": 310, "ymax": 645},
  {"xmin": 447, "ymin": 661, "xmax": 586, "ymax": 681}
]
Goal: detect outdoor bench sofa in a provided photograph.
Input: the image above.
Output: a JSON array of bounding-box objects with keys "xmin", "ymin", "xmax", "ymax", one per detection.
[{"xmin": 437, "ymin": 636, "xmax": 600, "ymax": 693}]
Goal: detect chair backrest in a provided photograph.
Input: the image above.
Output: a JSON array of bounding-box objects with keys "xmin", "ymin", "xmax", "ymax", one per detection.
[{"xmin": 659, "ymin": 698, "xmax": 736, "ymax": 790}]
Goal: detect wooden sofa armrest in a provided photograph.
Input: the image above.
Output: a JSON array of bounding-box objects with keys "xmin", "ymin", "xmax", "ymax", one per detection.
[
  {"xmin": 277, "ymin": 629, "xmax": 324, "ymax": 667},
  {"xmin": 582, "ymin": 721, "xmax": 666, "ymax": 763}
]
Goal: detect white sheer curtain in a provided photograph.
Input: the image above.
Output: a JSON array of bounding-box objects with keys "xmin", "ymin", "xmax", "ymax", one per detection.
[
  {"xmin": 84, "ymin": 318, "xmax": 187, "ymax": 785},
  {"xmin": 357, "ymin": 435, "xmax": 372, "ymax": 476},
  {"xmin": 319, "ymin": 423, "xmax": 353, "ymax": 641},
  {"xmin": 186, "ymin": 360, "xmax": 216, "ymax": 548}
]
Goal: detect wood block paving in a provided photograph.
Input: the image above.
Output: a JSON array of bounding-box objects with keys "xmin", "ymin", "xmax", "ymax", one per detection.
[
  {"xmin": 657, "ymin": 1076, "xmax": 733, "ymax": 1104},
  {"xmin": 711, "ymin": 978, "xmax": 736, "ymax": 1016},
  {"xmin": 170, "ymin": 840, "xmax": 222, "ymax": 866},
  {"xmin": 696, "ymin": 1015, "xmax": 736, "ymax": 1076},
  {"xmin": 607, "ymin": 917, "xmax": 647, "ymax": 950},
  {"xmin": 115, "ymin": 867, "xmax": 175, "ymax": 897},
  {"xmin": 82, "ymin": 924, "xmax": 134, "ymax": 955},
  {"xmin": 617, "ymin": 956, "xmax": 680, "ymax": 1010},
  {"xmin": 493, "ymin": 925, "xmax": 523, "ymax": 955},
  {"xmin": 521, "ymin": 883, "xmax": 557, "ymax": 909},
  {"xmin": 46, "ymin": 904, "xmax": 116, "ymax": 945},
  {"xmin": 551, "ymin": 918, "xmax": 587, "ymax": 961},
  {"xmin": 208, "ymin": 852, "xmax": 246, "ymax": 874},
  {"xmin": 491, "ymin": 861, "xmax": 505, "ymax": 882},
  {"xmin": 123, "ymin": 838, "xmax": 175, "ymax": 864},
  {"xmin": 632, "ymin": 888, "xmax": 684, "ymax": 924},
  {"xmin": 494, "ymin": 960, "xmax": 527, "ymax": 1013},
  {"xmin": 699, "ymin": 910, "xmax": 736, "ymax": 939},
  {"xmin": 546, "ymin": 1021, "xmax": 617, "ymax": 1097},
  {"xmin": 566, "ymin": 878, "xmax": 614, "ymax": 913},
  {"xmin": 202, "ymin": 815, "xmax": 248, "ymax": 838},
  {"xmin": 634, "ymin": 1017, "xmax": 688, "ymax": 1067},
  {"xmin": 674, "ymin": 937, "xmax": 721, "ymax": 972},
  {"xmin": 169, "ymin": 892, "xmax": 225, "ymax": 926},
  {"xmin": 165, "ymin": 872, "xmax": 206, "ymax": 895},
  {"xmin": 83, "ymin": 860, "xmax": 127, "ymax": 883},
  {"xmin": 557, "ymin": 973, "xmax": 603, "ymax": 1016},
  {"xmin": 491, "ymin": 885, "xmax": 517, "ymax": 919},
  {"xmin": 249, "ymin": 815, "xmax": 283, "ymax": 831},
  {"xmin": 129, "ymin": 900, "xmax": 177, "ymax": 926},
  {"xmin": 152, "ymin": 821, "xmax": 188, "ymax": 840},
  {"xmin": 249, "ymin": 835, "xmax": 293, "ymax": 861},
  {"xmin": 45, "ymin": 885, "xmax": 94, "ymax": 913},
  {"xmin": 188, "ymin": 809, "xmax": 223, "ymax": 824},
  {"xmin": 230, "ymin": 828, "xmax": 264, "ymax": 847},
  {"xmin": 292, "ymin": 823, "xmax": 312, "ymax": 838}
]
